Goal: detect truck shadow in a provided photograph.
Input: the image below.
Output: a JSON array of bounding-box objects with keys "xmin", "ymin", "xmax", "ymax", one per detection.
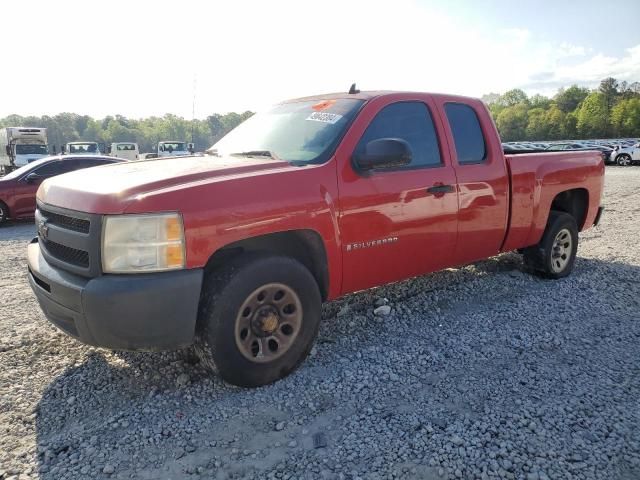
[{"xmin": 31, "ymin": 254, "xmax": 640, "ymax": 479}]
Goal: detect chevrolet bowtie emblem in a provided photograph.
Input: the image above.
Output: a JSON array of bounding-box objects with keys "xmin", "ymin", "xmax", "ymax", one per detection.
[{"xmin": 38, "ymin": 220, "xmax": 49, "ymax": 240}]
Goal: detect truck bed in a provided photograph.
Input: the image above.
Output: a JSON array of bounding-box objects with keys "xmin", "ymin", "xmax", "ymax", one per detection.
[{"xmin": 502, "ymin": 150, "xmax": 605, "ymax": 252}]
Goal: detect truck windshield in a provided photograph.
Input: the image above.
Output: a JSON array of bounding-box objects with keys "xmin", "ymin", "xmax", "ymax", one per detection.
[
  {"xmin": 69, "ymin": 143, "xmax": 98, "ymax": 153},
  {"xmin": 160, "ymin": 142, "xmax": 186, "ymax": 152},
  {"xmin": 15, "ymin": 145, "xmax": 48, "ymax": 155},
  {"xmin": 208, "ymin": 98, "xmax": 365, "ymax": 164}
]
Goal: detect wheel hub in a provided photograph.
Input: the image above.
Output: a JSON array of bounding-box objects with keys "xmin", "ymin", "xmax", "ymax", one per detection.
[
  {"xmin": 252, "ymin": 307, "xmax": 280, "ymax": 337},
  {"xmin": 551, "ymin": 228, "xmax": 572, "ymax": 273},
  {"xmin": 234, "ymin": 283, "xmax": 303, "ymax": 363}
]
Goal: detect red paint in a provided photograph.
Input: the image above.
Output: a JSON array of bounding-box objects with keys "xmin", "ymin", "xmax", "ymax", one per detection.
[
  {"xmin": 38, "ymin": 91, "xmax": 605, "ymax": 300},
  {"xmin": 0, "ymin": 175, "xmax": 39, "ymax": 219}
]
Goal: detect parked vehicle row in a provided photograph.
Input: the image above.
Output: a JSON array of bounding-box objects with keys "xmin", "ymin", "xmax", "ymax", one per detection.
[
  {"xmin": 502, "ymin": 137, "xmax": 640, "ymax": 166},
  {"xmin": 26, "ymin": 88, "xmax": 605, "ymax": 387},
  {"xmin": 0, "ymin": 125, "xmax": 197, "ymax": 174}
]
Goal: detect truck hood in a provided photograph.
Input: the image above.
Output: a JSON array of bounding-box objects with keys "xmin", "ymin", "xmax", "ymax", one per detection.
[{"xmin": 38, "ymin": 155, "xmax": 295, "ymax": 214}]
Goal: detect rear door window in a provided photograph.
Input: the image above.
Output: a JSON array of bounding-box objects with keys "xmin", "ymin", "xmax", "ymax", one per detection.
[
  {"xmin": 444, "ymin": 103, "xmax": 486, "ymax": 164},
  {"xmin": 355, "ymin": 101, "xmax": 442, "ymax": 168}
]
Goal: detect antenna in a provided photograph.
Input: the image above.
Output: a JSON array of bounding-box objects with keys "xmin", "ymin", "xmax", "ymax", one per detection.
[
  {"xmin": 348, "ymin": 83, "xmax": 360, "ymax": 94},
  {"xmin": 191, "ymin": 74, "xmax": 197, "ymax": 147}
]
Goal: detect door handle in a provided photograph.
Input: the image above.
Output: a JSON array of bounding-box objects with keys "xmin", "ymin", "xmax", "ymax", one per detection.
[{"xmin": 426, "ymin": 184, "xmax": 455, "ymax": 195}]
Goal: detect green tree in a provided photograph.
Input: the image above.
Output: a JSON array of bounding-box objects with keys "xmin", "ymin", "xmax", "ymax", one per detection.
[
  {"xmin": 544, "ymin": 106, "xmax": 566, "ymax": 140},
  {"xmin": 554, "ymin": 85, "xmax": 590, "ymax": 113},
  {"xmin": 525, "ymin": 107, "xmax": 548, "ymax": 140},
  {"xmin": 611, "ymin": 98, "xmax": 640, "ymax": 137},
  {"xmin": 496, "ymin": 104, "xmax": 528, "ymax": 141},
  {"xmin": 576, "ymin": 92, "xmax": 608, "ymax": 138},
  {"xmin": 598, "ymin": 77, "xmax": 619, "ymax": 113},
  {"xmin": 529, "ymin": 94, "xmax": 552, "ymax": 109},
  {"xmin": 498, "ymin": 89, "xmax": 529, "ymax": 107}
]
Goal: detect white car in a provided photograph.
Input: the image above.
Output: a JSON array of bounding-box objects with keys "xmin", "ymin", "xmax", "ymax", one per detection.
[{"xmin": 612, "ymin": 143, "xmax": 640, "ymax": 166}]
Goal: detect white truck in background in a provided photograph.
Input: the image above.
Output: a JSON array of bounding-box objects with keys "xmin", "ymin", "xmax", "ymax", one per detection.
[
  {"xmin": 155, "ymin": 141, "xmax": 194, "ymax": 158},
  {"xmin": 108, "ymin": 142, "xmax": 139, "ymax": 161},
  {"xmin": 0, "ymin": 127, "xmax": 49, "ymax": 174},
  {"xmin": 62, "ymin": 141, "xmax": 102, "ymax": 155}
]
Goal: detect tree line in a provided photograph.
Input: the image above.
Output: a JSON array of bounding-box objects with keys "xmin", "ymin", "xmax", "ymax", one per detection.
[
  {"xmin": 483, "ymin": 77, "xmax": 640, "ymax": 142},
  {"xmin": 0, "ymin": 111, "xmax": 254, "ymax": 153},
  {"xmin": 1, "ymin": 77, "xmax": 638, "ymax": 149}
]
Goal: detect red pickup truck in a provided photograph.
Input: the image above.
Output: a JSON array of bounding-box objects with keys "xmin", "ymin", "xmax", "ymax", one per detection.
[{"xmin": 28, "ymin": 90, "xmax": 604, "ymax": 387}]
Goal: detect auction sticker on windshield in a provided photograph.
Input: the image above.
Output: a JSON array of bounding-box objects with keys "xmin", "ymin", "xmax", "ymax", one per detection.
[{"xmin": 306, "ymin": 112, "xmax": 343, "ymax": 124}]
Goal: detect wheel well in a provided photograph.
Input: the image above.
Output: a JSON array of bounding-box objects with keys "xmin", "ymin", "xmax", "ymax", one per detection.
[
  {"xmin": 204, "ymin": 230, "xmax": 330, "ymax": 300},
  {"xmin": 550, "ymin": 188, "xmax": 589, "ymax": 230}
]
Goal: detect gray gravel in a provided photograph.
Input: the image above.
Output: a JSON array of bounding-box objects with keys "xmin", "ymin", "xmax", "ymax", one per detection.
[{"xmin": 1, "ymin": 167, "xmax": 639, "ymax": 480}]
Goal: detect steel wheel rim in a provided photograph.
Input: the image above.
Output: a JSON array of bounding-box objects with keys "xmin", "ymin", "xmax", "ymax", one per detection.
[
  {"xmin": 234, "ymin": 283, "xmax": 303, "ymax": 363},
  {"xmin": 551, "ymin": 228, "xmax": 572, "ymax": 273}
]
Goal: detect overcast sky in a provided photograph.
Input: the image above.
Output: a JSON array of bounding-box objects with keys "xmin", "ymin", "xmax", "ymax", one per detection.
[{"xmin": 2, "ymin": 0, "xmax": 639, "ymax": 118}]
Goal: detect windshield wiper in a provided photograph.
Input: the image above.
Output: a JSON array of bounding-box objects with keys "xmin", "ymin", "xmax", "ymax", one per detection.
[{"xmin": 230, "ymin": 150, "xmax": 279, "ymax": 160}]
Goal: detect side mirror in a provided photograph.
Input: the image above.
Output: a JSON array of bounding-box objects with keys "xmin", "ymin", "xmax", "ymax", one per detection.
[
  {"xmin": 25, "ymin": 173, "xmax": 40, "ymax": 183},
  {"xmin": 352, "ymin": 138, "xmax": 412, "ymax": 171},
  {"xmin": 5, "ymin": 145, "xmax": 10, "ymax": 156}
]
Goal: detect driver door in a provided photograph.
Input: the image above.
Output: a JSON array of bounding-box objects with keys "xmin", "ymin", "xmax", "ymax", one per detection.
[{"xmin": 337, "ymin": 96, "xmax": 459, "ymax": 294}]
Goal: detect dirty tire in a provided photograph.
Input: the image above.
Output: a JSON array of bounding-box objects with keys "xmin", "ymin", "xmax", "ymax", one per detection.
[
  {"xmin": 523, "ymin": 211, "xmax": 579, "ymax": 279},
  {"xmin": 0, "ymin": 201, "xmax": 8, "ymax": 225},
  {"xmin": 195, "ymin": 253, "xmax": 322, "ymax": 387}
]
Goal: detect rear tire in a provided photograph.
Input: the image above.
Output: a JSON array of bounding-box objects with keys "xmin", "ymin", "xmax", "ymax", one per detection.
[
  {"xmin": 523, "ymin": 211, "xmax": 578, "ymax": 279},
  {"xmin": 195, "ymin": 253, "xmax": 322, "ymax": 387},
  {"xmin": 617, "ymin": 154, "xmax": 632, "ymax": 166}
]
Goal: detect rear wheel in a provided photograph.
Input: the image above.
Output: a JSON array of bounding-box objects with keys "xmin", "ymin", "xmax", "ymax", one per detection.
[
  {"xmin": 195, "ymin": 253, "xmax": 322, "ymax": 387},
  {"xmin": 617, "ymin": 154, "xmax": 632, "ymax": 166},
  {"xmin": 523, "ymin": 211, "xmax": 578, "ymax": 279}
]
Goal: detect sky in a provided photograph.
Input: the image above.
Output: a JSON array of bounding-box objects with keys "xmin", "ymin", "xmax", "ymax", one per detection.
[{"xmin": 2, "ymin": 0, "xmax": 639, "ymax": 119}]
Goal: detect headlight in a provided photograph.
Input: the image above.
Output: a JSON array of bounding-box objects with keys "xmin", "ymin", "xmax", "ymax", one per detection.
[{"xmin": 102, "ymin": 213, "xmax": 185, "ymax": 273}]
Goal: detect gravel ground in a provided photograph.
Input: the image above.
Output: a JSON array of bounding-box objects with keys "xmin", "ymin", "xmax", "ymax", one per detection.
[{"xmin": 1, "ymin": 167, "xmax": 639, "ymax": 480}]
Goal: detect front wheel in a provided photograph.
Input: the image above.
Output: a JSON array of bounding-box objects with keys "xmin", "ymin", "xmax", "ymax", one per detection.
[
  {"xmin": 617, "ymin": 154, "xmax": 632, "ymax": 166},
  {"xmin": 523, "ymin": 211, "xmax": 579, "ymax": 279},
  {"xmin": 195, "ymin": 253, "xmax": 321, "ymax": 387},
  {"xmin": 0, "ymin": 201, "xmax": 8, "ymax": 225}
]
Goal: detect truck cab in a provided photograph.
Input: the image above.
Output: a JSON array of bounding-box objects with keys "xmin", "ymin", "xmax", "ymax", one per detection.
[
  {"xmin": 0, "ymin": 127, "xmax": 49, "ymax": 173},
  {"xmin": 108, "ymin": 142, "xmax": 139, "ymax": 161},
  {"xmin": 156, "ymin": 141, "xmax": 193, "ymax": 157},
  {"xmin": 64, "ymin": 142, "xmax": 101, "ymax": 155}
]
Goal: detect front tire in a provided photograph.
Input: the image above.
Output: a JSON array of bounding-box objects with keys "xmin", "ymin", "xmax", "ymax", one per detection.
[
  {"xmin": 195, "ymin": 253, "xmax": 322, "ymax": 387},
  {"xmin": 523, "ymin": 211, "xmax": 578, "ymax": 279},
  {"xmin": 0, "ymin": 201, "xmax": 8, "ymax": 225}
]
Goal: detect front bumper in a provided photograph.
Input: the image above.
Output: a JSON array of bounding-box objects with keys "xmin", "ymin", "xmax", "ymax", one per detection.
[{"xmin": 27, "ymin": 238, "xmax": 203, "ymax": 351}]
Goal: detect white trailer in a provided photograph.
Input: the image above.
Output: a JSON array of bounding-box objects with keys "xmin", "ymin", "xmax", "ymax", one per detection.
[{"xmin": 0, "ymin": 127, "xmax": 49, "ymax": 174}]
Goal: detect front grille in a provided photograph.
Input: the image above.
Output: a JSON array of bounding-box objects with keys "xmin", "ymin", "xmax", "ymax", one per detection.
[
  {"xmin": 43, "ymin": 240, "xmax": 90, "ymax": 268},
  {"xmin": 39, "ymin": 208, "xmax": 90, "ymax": 234}
]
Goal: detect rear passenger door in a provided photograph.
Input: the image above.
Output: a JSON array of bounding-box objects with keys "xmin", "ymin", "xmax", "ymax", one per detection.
[
  {"xmin": 338, "ymin": 96, "xmax": 459, "ymax": 293},
  {"xmin": 437, "ymin": 100, "xmax": 509, "ymax": 265}
]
